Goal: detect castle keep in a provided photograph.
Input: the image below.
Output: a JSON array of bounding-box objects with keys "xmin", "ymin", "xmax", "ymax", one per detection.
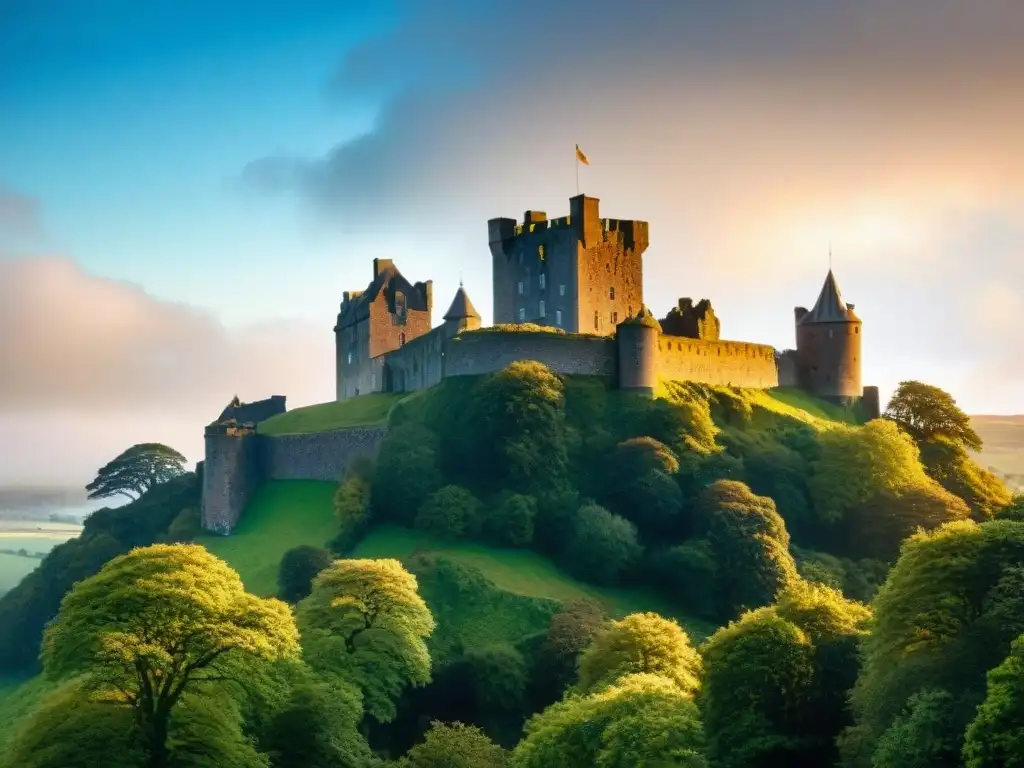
[{"xmin": 202, "ymin": 193, "xmax": 878, "ymax": 534}]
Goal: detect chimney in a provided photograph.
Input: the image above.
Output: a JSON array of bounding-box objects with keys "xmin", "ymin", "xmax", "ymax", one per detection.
[{"xmin": 373, "ymin": 258, "xmax": 394, "ymax": 278}]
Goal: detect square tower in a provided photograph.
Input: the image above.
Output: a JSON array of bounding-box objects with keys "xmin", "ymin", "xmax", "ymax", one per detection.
[
  {"xmin": 334, "ymin": 258, "xmax": 433, "ymax": 401},
  {"xmin": 488, "ymin": 195, "xmax": 649, "ymax": 334}
]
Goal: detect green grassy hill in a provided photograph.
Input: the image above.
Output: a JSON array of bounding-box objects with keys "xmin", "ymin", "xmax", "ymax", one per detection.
[{"xmin": 199, "ymin": 480, "xmax": 715, "ymax": 641}]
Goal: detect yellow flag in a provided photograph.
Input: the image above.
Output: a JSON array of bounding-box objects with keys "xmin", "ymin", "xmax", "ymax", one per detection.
[{"xmin": 575, "ymin": 144, "xmax": 590, "ymax": 165}]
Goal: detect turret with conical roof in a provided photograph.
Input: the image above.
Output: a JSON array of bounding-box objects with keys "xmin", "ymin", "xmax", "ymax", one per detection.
[
  {"xmin": 793, "ymin": 269, "xmax": 863, "ymax": 404},
  {"xmin": 443, "ymin": 283, "xmax": 482, "ymax": 336}
]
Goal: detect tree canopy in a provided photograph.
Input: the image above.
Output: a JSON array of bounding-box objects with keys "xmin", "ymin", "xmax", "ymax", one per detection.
[
  {"xmin": 514, "ymin": 673, "xmax": 707, "ymax": 767},
  {"xmin": 297, "ymin": 557, "xmax": 435, "ymax": 723},
  {"xmin": 40, "ymin": 544, "xmax": 300, "ymax": 768},
  {"xmin": 885, "ymin": 380, "xmax": 983, "ymax": 451},
  {"xmin": 576, "ymin": 612, "xmax": 702, "ymax": 697},
  {"xmin": 85, "ymin": 443, "xmax": 188, "ymax": 502}
]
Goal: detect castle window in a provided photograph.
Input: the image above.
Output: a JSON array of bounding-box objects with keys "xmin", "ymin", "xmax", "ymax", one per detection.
[
  {"xmin": 347, "ymin": 352, "xmax": 353, "ymax": 364},
  {"xmin": 539, "ymin": 300, "xmax": 546, "ymax": 317},
  {"xmin": 395, "ymin": 292, "xmax": 407, "ymax": 319},
  {"xmin": 555, "ymin": 310, "xmax": 562, "ymax": 326},
  {"xmin": 611, "ymin": 311, "xmax": 618, "ymax": 324},
  {"xmin": 538, "ymin": 245, "xmax": 545, "ymax": 261},
  {"xmin": 539, "ymin": 273, "xmax": 546, "ymax": 290},
  {"xmin": 609, "ymin": 287, "xmax": 616, "ymax": 299},
  {"xmin": 828, "ymin": 329, "xmax": 834, "ymax": 339},
  {"xmin": 559, "ymin": 284, "xmax": 566, "ymax": 296},
  {"xmin": 518, "ymin": 281, "xmax": 524, "ymax": 295},
  {"xmin": 518, "ymin": 307, "xmax": 525, "ymax": 321},
  {"xmin": 594, "ymin": 310, "xmax": 599, "ymax": 330},
  {"xmin": 400, "ymin": 332, "xmax": 406, "ymax": 347}
]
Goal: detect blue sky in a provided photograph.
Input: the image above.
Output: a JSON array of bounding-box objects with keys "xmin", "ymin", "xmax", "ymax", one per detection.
[{"xmin": 1, "ymin": 0, "xmax": 1022, "ymax": 485}]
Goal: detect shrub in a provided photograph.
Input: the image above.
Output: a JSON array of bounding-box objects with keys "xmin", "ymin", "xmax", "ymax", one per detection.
[
  {"xmin": 163, "ymin": 506, "xmax": 201, "ymax": 543},
  {"xmin": 401, "ymin": 721, "xmax": 509, "ymax": 768},
  {"xmin": 563, "ymin": 504, "xmax": 642, "ymax": 586},
  {"xmin": 484, "ymin": 493, "xmax": 537, "ymax": 547},
  {"xmin": 464, "ymin": 644, "xmax": 530, "ymax": 713},
  {"xmin": 415, "ymin": 485, "xmax": 483, "ymax": 540},
  {"xmin": 372, "ymin": 424, "xmax": 443, "ymax": 526},
  {"xmin": 702, "ymin": 480, "xmax": 800, "ymax": 620},
  {"xmin": 277, "ymin": 545, "xmax": 334, "ymax": 603},
  {"xmin": 647, "ymin": 538, "xmax": 718, "ymax": 619},
  {"xmin": 329, "ymin": 473, "xmax": 372, "ymax": 554}
]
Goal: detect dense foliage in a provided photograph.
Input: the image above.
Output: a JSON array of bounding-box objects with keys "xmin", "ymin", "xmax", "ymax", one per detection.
[{"xmin": 0, "ymin": 370, "xmax": 1016, "ymax": 766}]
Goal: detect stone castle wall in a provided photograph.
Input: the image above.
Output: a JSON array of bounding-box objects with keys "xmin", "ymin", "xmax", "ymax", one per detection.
[
  {"xmin": 260, "ymin": 427, "xmax": 388, "ymax": 482},
  {"xmin": 381, "ymin": 326, "xmax": 448, "ymax": 393},
  {"xmin": 655, "ymin": 336, "xmax": 780, "ymax": 389},
  {"xmin": 201, "ymin": 427, "xmax": 261, "ymax": 535},
  {"xmin": 445, "ymin": 332, "xmax": 618, "ymax": 378}
]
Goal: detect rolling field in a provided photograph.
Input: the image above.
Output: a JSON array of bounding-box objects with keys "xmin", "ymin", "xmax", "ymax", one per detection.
[
  {"xmin": 0, "ymin": 521, "xmax": 81, "ymax": 593},
  {"xmin": 972, "ymin": 415, "xmax": 1024, "ymax": 491}
]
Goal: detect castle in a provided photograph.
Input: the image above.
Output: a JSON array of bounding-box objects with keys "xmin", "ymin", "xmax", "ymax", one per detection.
[
  {"xmin": 333, "ymin": 194, "xmax": 873, "ymax": 406},
  {"xmin": 201, "ymin": 193, "xmax": 878, "ymax": 535}
]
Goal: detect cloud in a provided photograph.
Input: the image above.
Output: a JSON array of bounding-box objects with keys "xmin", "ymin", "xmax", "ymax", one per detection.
[
  {"xmin": 0, "ymin": 257, "xmax": 332, "ymax": 485},
  {"xmin": 242, "ymin": 0, "xmax": 1024, "ymax": 413},
  {"xmin": 0, "ymin": 185, "xmax": 44, "ymax": 240}
]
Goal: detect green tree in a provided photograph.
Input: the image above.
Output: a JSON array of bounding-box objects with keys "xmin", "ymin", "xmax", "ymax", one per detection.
[
  {"xmin": 997, "ymin": 495, "xmax": 1024, "ymax": 521},
  {"xmin": 415, "ymin": 485, "xmax": 483, "ymax": 540},
  {"xmin": 40, "ymin": 544, "xmax": 299, "ymax": 768},
  {"xmin": 472, "ymin": 360, "xmax": 569, "ymax": 494},
  {"xmin": 534, "ymin": 598, "xmax": 608, "ymax": 704},
  {"xmin": 606, "ymin": 437, "xmax": 680, "ymax": 488},
  {"xmin": 647, "ymin": 539, "xmax": 718, "ymax": 619},
  {"xmin": 465, "ymin": 644, "xmax": 529, "ymax": 712},
  {"xmin": 330, "ymin": 471, "xmax": 372, "ymax": 553},
  {"xmin": 372, "ymin": 424, "xmax": 443, "ymax": 526},
  {"xmin": 577, "ymin": 612, "xmax": 702, "ymax": 697},
  {"xmin": 277, "ymin": 545, "xmax": 334, "ymax": 603},
  {"xmin": 514, "ymin": 673, "xmax": 707, "ymax": 767},
  {"xmin": 867, "ymin": 689, "xmax": 961, "ymax": 768},
  {"xmin": 919, "ymin": 436, "xmax": 1014, "ymax": 520},
  {"xmin": 484, "ymin": 493, "xmax": 537, "ymax": 547},
  {"xmin": 700, "ymin": 581, "xmax": 871, "ymax": 767},
  {"xmin": 259, "ymin": 677, "xmax": 372, "ymax": 768},
  {"xmin": 702, "ymin": 480, "xmax": 800, "ymax": 619},
  {"xmin": 962, "ymin": 635, "xmax": 1024, "ymax": 768},
  {"xmin": 297, "ymin": 558, "xmax": 435, "ymax": 724},
  {"xmin": 809, "ymin": 419, "xmax": 933, "ymax": 523},
  {"xmin": 86, "ymin": 443, "xmax": 188, "ymax": 502},
  {"xmin": 885, "ymin": 380, "xmax": 983, "ymax": 451},
  {"xmin": 0, "ymin": 682, "xmax": 146, "ymax": 768},
  {"xmin": 563, "ymin": 503, "xmax": 641, "ymax": 586},
  {"xmin": 401, "ymin": 721, "xmax": 509, "ymax": 768},
  {"xmin": 842, "ymin": 519, "xmax": 1024, "ymax": 767}
]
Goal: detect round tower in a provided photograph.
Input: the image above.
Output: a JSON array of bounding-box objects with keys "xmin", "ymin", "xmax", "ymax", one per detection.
[
  {"xmin": 443, "ymin": 283, "xmax": 482, "ymax": 336},
  {"xmin": 616, "ymin": 306, "xmax": 661, "ymax": 396},
  {"xmin": 794, "ymin": 269, "xmax": 862, "ymax": 404}
]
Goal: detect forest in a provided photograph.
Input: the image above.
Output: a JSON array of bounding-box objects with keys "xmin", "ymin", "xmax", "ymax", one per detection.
[{"xmin": 0, "ymin": 366, "xmax": 1021, "ymax": 767}]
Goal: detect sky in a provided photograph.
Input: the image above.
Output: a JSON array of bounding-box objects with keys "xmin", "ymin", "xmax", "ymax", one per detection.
[{"xmin": 1, "ymin": 0, "xmax": 1022, "ymax": 488}]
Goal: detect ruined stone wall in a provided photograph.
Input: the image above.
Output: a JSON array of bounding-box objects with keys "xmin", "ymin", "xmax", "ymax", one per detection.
[
  {"xmin": 260, "ymin": 427, "xmax": 389, "ymax": 482},
  {"xmin": 656, "ymin": 336, "xmax": 779, "ymax": 389},
  {"xmin": 382, "ymin": 326, "xmax": 447, "ymax": 393},
  {"xmin": 201, "ymin": 427, "xmax": 262, "ymax": 535},
  {"xmin": 445, "ymin": 331, "xmax": 617, "ymax": 378}
]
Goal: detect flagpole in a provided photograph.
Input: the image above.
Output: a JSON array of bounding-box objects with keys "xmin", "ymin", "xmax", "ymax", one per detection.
[{"xmin": 576, "ymin": 150, "xmax": 579, "ymax": 195}]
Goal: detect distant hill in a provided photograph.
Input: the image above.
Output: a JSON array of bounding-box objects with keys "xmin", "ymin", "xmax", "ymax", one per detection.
[{"xmin": 972, "ymin": 415, "xmax": 1024, "ymax": 492}]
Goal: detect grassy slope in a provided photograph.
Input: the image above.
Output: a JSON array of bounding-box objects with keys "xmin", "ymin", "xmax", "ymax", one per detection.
[
  {"xmin": 0, "ymin": 676, "xmax": 56, "ymax": 753},
  {"xmin": 258, "ymin": 393, "xmax": 405, "ymax": 436},
  {"xmin": 354, "ymin": 526, "xmax": 715, "ymax": 641},
  {"xmin": 972, "ymin": 415, "xmax": 1024, "ymax": 491},
  {"xmin": 198, "ymin": 480, "xmax": 338, "ymax": 596}
]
